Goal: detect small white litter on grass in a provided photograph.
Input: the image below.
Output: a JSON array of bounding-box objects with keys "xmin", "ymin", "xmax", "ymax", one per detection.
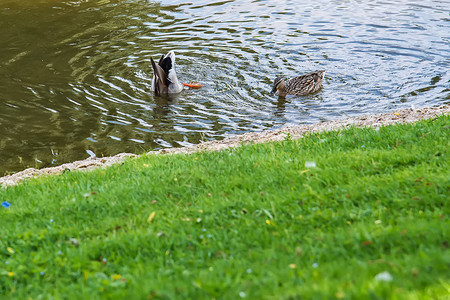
[
  {"xmin": 305, "ymin": 161, "xmax": 316, "ymax": 168},
  {"xmin": 374, "ymin": 271, "xmax": 393, "ymax": 282}
]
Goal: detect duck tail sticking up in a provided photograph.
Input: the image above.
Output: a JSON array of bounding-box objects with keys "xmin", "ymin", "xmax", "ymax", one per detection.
[{"xmin": 151, "ymin": 50, "xmax": 183, "ymax": 96}]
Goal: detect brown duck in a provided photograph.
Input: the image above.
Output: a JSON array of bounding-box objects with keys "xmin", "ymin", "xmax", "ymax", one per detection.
[{"xmin": 271, "ymin": 70, "xmax": 325, "ymax": 97}]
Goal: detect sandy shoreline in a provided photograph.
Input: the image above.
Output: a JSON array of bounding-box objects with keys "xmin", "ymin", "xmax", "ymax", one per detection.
[{"xmin": 1, "ymin": 104, "xmax": 448, "ymax": 188}]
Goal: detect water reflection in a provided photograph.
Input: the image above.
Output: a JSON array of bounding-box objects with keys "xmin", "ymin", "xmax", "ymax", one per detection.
[{"xmin": 0, "ymin": 0, "xmax": 449, "ymax": 175}]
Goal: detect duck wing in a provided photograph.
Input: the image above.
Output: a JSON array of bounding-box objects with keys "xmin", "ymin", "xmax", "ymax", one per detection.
[
  {"xmin": 159, "ymin": 54, "xmax": 173, "ymax": 82},
  {"xmin": 160, "ymin": 51, "xmax": 183, "ymax": 94},
  {"xmin": 151, "ymin": 57, "xmax": 169, "ymax": 95},
  {"xmin": 158, "ymin": 54, "xmax": 164, "ymax": 66},
  {"xmin": 287, "ymin": 71, "xmax": 324, "ymax": 95}
]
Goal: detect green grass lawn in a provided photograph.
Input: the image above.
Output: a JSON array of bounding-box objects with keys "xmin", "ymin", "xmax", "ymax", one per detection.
[{"xmin": 1, "ymin": 116, "xmax": 449, "ymax": 299}]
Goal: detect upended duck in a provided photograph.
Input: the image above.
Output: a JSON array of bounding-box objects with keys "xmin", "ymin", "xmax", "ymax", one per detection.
[
  {"xmin": 270, "ymin": 70, "xmax": 325, "ymax": 97},
  {"xmin": 150, "ymin": 50, "xmax": 183, "ymax": 96}
]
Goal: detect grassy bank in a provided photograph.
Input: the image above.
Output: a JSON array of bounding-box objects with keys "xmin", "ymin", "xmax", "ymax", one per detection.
[{"xmin": 1, "ymin": 116, "xmax": 449, "ymax": 299}]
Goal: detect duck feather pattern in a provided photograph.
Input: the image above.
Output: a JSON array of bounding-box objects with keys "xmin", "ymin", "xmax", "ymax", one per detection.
[{"xmin": 271, "ymin": 70, "xmax": 325, "ymax": 97}]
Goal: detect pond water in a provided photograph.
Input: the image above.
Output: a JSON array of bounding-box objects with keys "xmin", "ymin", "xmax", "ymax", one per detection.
[{"xmin": 1, "ymin": 0, "xmax": 449, "ymax": 175}]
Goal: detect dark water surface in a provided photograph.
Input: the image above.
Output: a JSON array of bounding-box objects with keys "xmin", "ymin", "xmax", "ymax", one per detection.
[{"xmin": 1, "ymin": 0, "xmax": 449, "ymax": 175}]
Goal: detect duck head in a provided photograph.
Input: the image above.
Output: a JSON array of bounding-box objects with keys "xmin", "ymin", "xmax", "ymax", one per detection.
[
  {"xmin": 270, "ymin": 77, "xmax": 287, "ymax": 97},
  {"xmin": 314, "ymin": 70, "xmax": 326, "ymax": 82}
]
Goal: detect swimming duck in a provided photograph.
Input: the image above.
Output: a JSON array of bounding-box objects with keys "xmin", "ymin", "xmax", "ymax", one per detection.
[
  {"xmin": 271, "ymin": 70, "xmax": 325, "ymax": 97},
  {"xmin": 151, "ymin": 51, "xmax": 183, "ymax": 96}
]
